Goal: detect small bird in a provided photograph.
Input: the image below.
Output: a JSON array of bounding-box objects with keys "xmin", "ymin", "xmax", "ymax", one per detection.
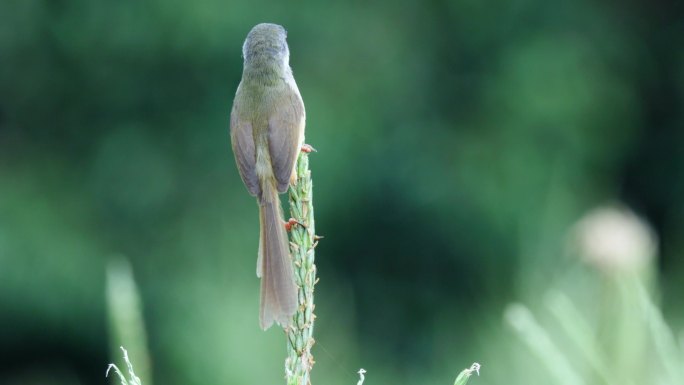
[{"xmin": 229, "ymin": 23, "xmax": 305, "ymax": 330}]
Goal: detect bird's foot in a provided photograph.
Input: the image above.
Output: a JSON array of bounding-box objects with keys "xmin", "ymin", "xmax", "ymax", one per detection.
[
  {"xmin": 285, "ymin": 218, "xmax": 306, "ymax": 231},
  {"xmin": 301, "ymin": 144, "xmax": 316, "ymax": 153}
]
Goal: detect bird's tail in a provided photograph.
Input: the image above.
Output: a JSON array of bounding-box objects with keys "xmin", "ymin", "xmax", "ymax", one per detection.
[{"xmin": 257, "ymin": 179, "xmax": 298, "ymax": 330}]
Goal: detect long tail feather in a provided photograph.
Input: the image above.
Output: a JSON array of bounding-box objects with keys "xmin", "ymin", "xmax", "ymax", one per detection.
[{"xmin": 257, "ymin": 180, "xmax": 298, "ymax": 330}]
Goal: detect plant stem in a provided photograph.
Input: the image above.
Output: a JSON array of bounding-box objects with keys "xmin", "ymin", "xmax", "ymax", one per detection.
[
  {"xmin": 106, "ymin": 258, "xmax": 152, "ymax": 385},
  {"xmin": 286, "ymin": 150, "xmax": 318, "ymax": 385}
]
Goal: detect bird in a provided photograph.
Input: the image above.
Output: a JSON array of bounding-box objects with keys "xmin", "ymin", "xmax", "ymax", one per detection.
[{"xmin": 229, "ymin": 23, "xmax": 305, "ymax": 330}]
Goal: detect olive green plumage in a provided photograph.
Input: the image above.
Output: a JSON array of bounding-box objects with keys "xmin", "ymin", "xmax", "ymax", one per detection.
[{"xmin": 230, "ymin": 23, "xmax": 305, "ymax": 330}]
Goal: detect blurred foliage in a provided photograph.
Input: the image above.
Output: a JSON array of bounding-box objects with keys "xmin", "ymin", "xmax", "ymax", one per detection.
[{"xmin": 0, "ymin": 0, "xmax": 683, "ymax": 384}]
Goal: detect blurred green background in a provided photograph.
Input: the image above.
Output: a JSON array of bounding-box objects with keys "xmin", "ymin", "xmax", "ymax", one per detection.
[{"xmin": 1, "ymin": 0, "xmax": 683, "ymax": 384}]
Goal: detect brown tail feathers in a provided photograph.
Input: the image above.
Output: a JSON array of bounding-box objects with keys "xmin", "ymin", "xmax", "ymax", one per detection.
[{"xmin": 257, "ymin": 180, "xmax": 298, "ymax": 330}]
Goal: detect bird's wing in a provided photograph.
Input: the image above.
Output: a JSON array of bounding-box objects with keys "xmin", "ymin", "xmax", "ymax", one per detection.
[
  {"xmin": 268, "ymin": 85, "xmax": 305, "ymax": 193},
  {"xmin": 230, "ymin": 87, "xmax": 261, "ymax": 197}
]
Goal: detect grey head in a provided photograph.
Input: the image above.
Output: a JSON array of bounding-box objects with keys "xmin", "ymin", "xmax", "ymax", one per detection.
[{"xmin": 242, "ymin": 23, "xmax": 289, "ymax": 66}]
